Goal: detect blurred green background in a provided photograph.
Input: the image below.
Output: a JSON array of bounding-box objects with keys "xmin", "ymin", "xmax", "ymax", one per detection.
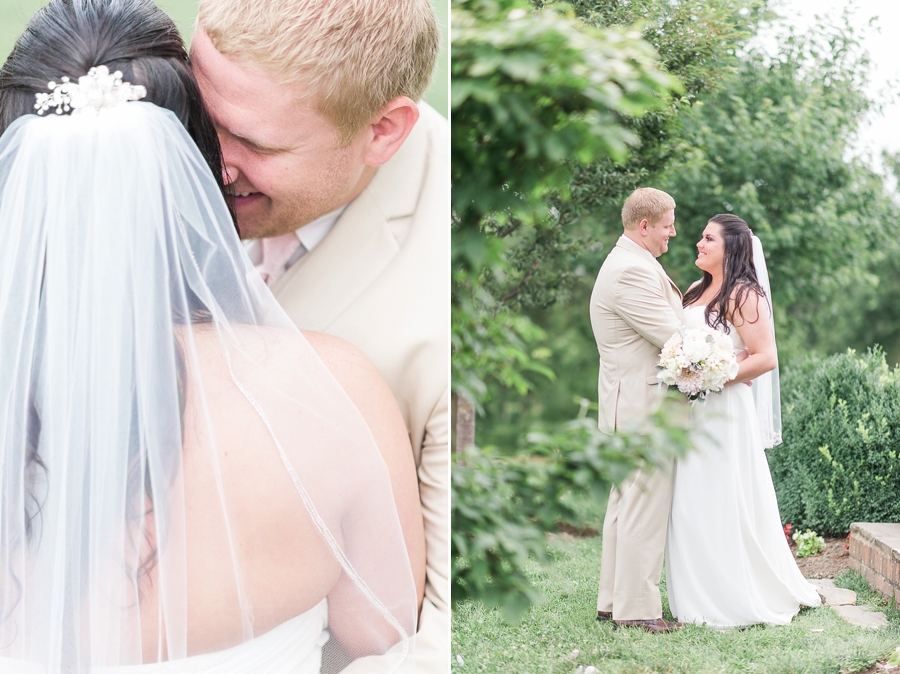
[{"xmin": 0, "ymin": 0, "xmax": 448, "ymax": 117}]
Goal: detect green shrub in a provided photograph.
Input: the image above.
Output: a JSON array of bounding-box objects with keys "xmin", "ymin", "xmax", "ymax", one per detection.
[{"xmin": 769, "ymin": 347, "xmax": 900, "ymax": 536}]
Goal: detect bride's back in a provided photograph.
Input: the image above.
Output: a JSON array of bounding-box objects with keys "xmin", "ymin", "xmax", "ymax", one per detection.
[
  {"xmin": 138, "ymin": 325, "xmax": 419, "ymax": 658},
  {"xmin": 140, "ymin": 325, "xmax": 344, "ymax": 657}
]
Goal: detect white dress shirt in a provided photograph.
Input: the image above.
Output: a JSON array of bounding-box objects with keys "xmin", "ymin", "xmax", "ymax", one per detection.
[{"xmin": 245, "ymin": 205, "xmax": 347, "ymax": 270}]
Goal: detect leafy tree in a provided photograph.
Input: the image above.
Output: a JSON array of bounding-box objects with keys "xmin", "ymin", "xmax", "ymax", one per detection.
[
  {"xmin": 451, "ymin": 0, "xmax": 680, "ymax": 410},
  {"xmin": 659, "ymin": 18, "xmax": 900, "ymax": 360},
  {"xmin": 451, "ymin": 0, "xmax": 678, "ymax": 238},
  {"xmin": 473, "ymin": 0, "xmax": 772, "ymax": 450}
]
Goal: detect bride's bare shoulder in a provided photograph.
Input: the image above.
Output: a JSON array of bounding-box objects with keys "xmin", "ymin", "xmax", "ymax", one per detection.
[
  {"xmin": 300, "ymin": 332, "xmax": 408, "ymax": 454},
  {"xmin": 184, "ymin": 323, "xmax": 375, "ymax": 375},
  {"xmin": 181, "ymin": 323, "xmax": 384, "ymax": 396},
  {"xmin": 301, "ymin": 330, "xmax": 381, "ymax": 383},
  {"xmin": 301, "ymin": 330, "xmax": 413, "ymax": 455}
]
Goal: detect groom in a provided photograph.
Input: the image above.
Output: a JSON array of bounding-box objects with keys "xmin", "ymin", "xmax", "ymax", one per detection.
[
  {"xmin": 589, "ymin": 187, "xmax": 684, "ymax": 632},
  {"xmin": 191, "ymin": 0, "xmax": 449, "ymax": 670}
]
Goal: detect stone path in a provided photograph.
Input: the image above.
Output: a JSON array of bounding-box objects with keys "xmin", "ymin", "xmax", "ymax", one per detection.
[
  {"xmin": 810, "ymin": 578, "xmax": 856, "ymax": 606},
  {"xmin": 808, "ymin": 578, "xmax": 888, "ymax": 629},
  {"xmin": 831, "ymin": 604, "xmax": 889, "ymax": 629}
]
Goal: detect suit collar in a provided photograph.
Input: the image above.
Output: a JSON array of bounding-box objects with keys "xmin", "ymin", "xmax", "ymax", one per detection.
[
  {"xmin": 615, "ymin": 234, "xmax": 655, "ymax": 261},
  {"xmin": 614, "ymin": 234, "xmax": 682, "ymax": 299},
  {"xmin": 271, "ymin": 187, "xmax": 399, "ymax": 330}
]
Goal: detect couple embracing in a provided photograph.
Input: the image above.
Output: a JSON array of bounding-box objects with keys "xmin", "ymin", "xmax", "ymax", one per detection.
[
  {"xmin": 0, "ymin": 0, "xmax": 446, "ymax": 671},
  {"xmin": 590, "ymin": 187, "xmax": 821, "ymax": 632}
]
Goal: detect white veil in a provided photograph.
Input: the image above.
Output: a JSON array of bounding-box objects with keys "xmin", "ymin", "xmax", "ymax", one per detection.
[
  {"xmin": 750, "ymin": 234, "xmax": 782, "ymax": 449},
  {"xmin": 0, "ymin": 102, "xmax": 416, "ymax": 671}
]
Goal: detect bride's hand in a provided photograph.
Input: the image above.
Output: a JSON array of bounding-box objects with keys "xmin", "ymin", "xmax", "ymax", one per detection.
[
  {"xmin": 731, "ymin": 349, "xmax": 753, "ymax": 386},
  {"xmin": 723, "ymin": 349, "xmax": 753, "ymax": 387}
]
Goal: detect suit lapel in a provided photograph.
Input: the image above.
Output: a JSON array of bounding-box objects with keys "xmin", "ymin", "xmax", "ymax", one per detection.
[
  {"xmin": 272, "ymin": 191, "xmax": 399, "ymax": 331},
  {"xmin": 614, "ymin": 235, "xmax": 683, "ymax": 312},
  {"xmin": 662, "ymin": 269, "xmax": 682, "ymax": 299}
]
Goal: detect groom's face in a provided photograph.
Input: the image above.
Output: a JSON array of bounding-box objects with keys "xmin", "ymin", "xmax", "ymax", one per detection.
[
  {"xmin": 191, "ymin": 30, "xmax": 373, "ymax": 239},
  {"xmin": 645, "ymin": 209, "xmax": 676, "ymax": 257}
]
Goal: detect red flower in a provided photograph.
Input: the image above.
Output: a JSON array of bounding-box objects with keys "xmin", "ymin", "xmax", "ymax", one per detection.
[{"xmin": 783, "ymin": 523, "xmax": 793, "ymax": 546}]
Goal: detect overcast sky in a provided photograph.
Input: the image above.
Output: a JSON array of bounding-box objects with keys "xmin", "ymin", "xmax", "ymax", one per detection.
[{"xmin": 754, "ymin": 0, "xmax": 900, "ymax": 178}]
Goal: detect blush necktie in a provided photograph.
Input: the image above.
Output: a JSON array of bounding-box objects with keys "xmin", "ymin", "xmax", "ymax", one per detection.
[{"xmin": 255, "ymin": 233, "xmax": 304, "ymax": 288}]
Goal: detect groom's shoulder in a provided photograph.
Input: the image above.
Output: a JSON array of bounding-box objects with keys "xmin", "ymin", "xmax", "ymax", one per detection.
[{"xmin": 597, "ymin": 239, "xmax": 655, "ymax": 277}]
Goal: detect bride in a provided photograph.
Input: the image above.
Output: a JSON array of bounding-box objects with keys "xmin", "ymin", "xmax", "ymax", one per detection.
[
  {"xmin": 0, "ymin": 0, "xmax": 424, "ymax": 671},
  {"xmin": 665, "ymin": 214, "xmax": 820, "ymax": 627}
]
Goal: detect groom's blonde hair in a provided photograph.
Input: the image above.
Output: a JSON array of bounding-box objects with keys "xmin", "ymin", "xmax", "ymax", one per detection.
[
  {"xmin": 197, "ymin": 0, "xmax": 440, "ymax": 145},
  {"xmin": 622, "ymin": 188, "xmax": 676, "ymax": 230}
]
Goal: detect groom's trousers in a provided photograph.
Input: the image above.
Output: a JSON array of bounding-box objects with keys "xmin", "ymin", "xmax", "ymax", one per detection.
[{"xmin": 597, "ymin": 461, "xmax": 674, "ymax": 620}]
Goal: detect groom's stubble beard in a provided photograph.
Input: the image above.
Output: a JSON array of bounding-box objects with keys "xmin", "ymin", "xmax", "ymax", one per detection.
[{"xmin": 236, "ymin": 140, "xmax": 368, "ymax": 241}]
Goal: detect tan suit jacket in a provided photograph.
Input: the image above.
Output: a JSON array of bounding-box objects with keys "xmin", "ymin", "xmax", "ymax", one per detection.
[
  {"xmin": 590, "ymin": 235, "xmax": 684, "ymax": 432},
  {"xmin": 272, "ymin": 103, "xmax": 449, "ymax": 671},
  {"xmin": 590, "ymin": 234, "xmax": 684, "ymax": 620}
]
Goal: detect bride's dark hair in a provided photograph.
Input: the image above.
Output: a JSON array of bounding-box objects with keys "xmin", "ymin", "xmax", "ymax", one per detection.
[
  {"xmin": 0, "ymin": 0, "xmax": 231, "ymax": 224},
  {"xmin": 0, "ymin": 0, "xmax": 232, "ymax": 594},
  {"xmin": 682, "ymin": 213, "xmax": 768, "ymax": 333}
]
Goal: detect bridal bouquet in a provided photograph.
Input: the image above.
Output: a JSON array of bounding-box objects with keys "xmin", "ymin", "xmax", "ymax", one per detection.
[{"xmin": 657, "ymin": 326, "xmax": 739, "ymax": 400}]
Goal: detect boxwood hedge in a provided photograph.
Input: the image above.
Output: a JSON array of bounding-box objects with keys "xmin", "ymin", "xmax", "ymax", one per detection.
[{"xmin": 768, "ymin": 348, "xmax": 900, "ymax": 536}]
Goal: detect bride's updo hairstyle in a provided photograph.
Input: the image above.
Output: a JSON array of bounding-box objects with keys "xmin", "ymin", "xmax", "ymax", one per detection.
[
  {"xmin": 0, "ymin": 0, "xmax": 231, "ymax": 223},
  {"xmin": 682, "ymin": 213, "xmax": 769, "ymax": 333}
]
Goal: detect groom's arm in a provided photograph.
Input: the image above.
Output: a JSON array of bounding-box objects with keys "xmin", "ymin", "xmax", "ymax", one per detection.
[
  {"xmin": 419, "ymin": 389, "xmax": 449, "ymax": 612},
  {"xmin": 613, "ymin": 265, "xmax": 682, "ymax": 349}
]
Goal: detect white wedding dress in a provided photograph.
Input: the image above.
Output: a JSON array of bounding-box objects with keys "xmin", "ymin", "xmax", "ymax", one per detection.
[
  {"xmin": 665, "ymin": 305, "xmax": 820, "ymax": 627},
  {"xmin": 0, "ymin": 601, "xmax": 329, "ymax": 674}
]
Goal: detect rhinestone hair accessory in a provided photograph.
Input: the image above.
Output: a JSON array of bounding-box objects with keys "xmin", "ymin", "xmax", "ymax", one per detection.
[{"xmin": 34, "ymin": 65, "xmax": 147, "ymax": 116}]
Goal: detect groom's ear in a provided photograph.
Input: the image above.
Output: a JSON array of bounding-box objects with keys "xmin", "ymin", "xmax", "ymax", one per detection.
[
  {"xmin": 638, "ymin": 218, "xmax": 651, "ymax": 236},
  {"xmin": 361, "ymin": 96, "xmax": 420, "ymax": 167}
]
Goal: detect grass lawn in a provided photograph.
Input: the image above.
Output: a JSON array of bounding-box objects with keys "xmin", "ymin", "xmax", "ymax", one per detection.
[{"xmin": 453, "ymin": 496, "xmax": 900, "ymax": 674}]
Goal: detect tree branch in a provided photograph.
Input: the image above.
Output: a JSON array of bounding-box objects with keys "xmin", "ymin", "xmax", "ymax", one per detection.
[
  {"xmin": 500, "ymin": 257, "xmax": 542, "ymax": 304},
  {"xmin": 497, "ymin": 218, "xmax": 523, "ymax": 239}
]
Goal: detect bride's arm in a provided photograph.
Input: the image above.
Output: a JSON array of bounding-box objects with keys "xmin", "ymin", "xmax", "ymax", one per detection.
[
  {"xmin": 727, "ymin": 291, "xmax": 777, "ymax": 385},
  {"xmin": 303, "ymin": 331, "xmax": 426, "ymax": 654}
]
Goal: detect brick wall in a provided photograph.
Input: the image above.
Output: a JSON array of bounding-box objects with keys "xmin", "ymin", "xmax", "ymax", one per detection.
[{"xmin": 848, "ymin": 522, "xmax": 900, "ymax": 604}]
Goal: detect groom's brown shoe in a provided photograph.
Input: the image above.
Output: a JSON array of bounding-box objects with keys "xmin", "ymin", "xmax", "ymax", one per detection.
[
  {"xmin": 596, "ymin": 611, "xmax": 613, "ymax": 622},
  {"xmin": 612, "ymin": 618, "xmax": 683, "ymax": 633}
]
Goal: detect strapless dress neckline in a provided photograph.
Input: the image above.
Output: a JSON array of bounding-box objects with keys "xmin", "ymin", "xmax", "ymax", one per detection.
[{"xmin": 0, "ymin": 599, "xmax": 329, "ymax": 674}]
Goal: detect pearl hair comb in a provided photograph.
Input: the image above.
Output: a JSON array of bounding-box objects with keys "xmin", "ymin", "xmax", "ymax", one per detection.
[{"xmin": 34, "ymin": 65, "xmax": 147, "ymax": 116}]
